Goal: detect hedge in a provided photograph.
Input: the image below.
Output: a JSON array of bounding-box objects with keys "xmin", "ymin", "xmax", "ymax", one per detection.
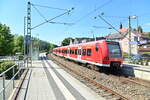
[{"xmin": 0, "ymin": 61, "xmax": 18, "ymax": 79}]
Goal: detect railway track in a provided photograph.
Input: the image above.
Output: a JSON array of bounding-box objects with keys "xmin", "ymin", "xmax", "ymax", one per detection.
[
  {"xmin": 48, "ymin": 54, "xmax": 150, "ymax": 100},
  {"xmin": 48, "ymin": 54, "xmax": 129, "ymax": 100},
  {"xmin": 111, "ymin": 75, "xmax": 150, "ymax": 89}
]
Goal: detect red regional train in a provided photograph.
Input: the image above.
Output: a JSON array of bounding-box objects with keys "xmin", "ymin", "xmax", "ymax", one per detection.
[{"xmin": 52, "ymin": 40, "xmax": 123, "ymax": 70}]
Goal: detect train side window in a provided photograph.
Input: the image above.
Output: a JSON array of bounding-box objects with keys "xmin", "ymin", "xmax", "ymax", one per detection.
[
  {"xmin": 96, "ymin": 44, "xmax": 99, "ymax": 51},
  {"xmin": 82, "ymin": 49, "xmax": 86, "ymax": 56},
  {"xmin": 75, "ymin": 49, "xmax": 77, "ymax": 55},
  {"xmin": 87, "ymin": 49, "xmax": 91, "ymax": 56},
  {"xmin": 78, "ymin": 49, "xmax": 81, "ymax": 55},
  {"xmin": 70, "ymin": 50, "xmax": 72, "ymax": 54},
  {"xmin": 80, "ymin": 49, "xmax": 81, "ymax": 55},
  {"xmin": 70, "ymin": 49, "xmax": 72, "ymax": 54}
]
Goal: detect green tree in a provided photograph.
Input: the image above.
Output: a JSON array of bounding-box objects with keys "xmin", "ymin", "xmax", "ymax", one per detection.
[
  {"xmin": 38, "ymin": 40, "xmax": 57, "ymax": 52},
  {"xmin": 13, "ymin": 35, "xmax": 24, "ymax": 54},
  {"xmin": 49, "ymin": 43, "xmax": 57, "ymax": 50},
  {"xmin": 61, "ymin": 37, "xmax": 73, "ymax": 46},
  {"xmin": 0, "ymin": 24, "xmax": 14, "ymax": 56},
  {"xmin": 148, "ymin": 32, "xmax": 150, "ymax": 38},
  {"xmin": 137, "ymin": 26, "xmax": 143, "ymax": 33}
]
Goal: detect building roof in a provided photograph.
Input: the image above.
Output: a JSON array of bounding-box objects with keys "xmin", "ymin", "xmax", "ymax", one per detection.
[
  {"xmin": 118, "ymin": 27, "xmax": 128, "ymax": 32},
  {"xmin": 106, "ymin": 31, "xmax": 128, "ymax": 40},
  {"xmin": 105, "ymin": 27, "xmax": 147, "ymax": 40}
]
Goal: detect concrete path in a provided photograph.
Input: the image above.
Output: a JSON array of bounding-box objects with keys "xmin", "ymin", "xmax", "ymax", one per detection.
[{"xmin": 16, "ymin": 54, "xmax": 105, "ymax": 100}]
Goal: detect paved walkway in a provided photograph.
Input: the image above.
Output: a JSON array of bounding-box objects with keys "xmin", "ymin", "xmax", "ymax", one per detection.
[{"xmin": 16, "ymin": 54, "xmax": 105, "ymax": 100}]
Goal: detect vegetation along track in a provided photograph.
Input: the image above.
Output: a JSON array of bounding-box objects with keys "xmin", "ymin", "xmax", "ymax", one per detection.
[{"xmin": 48, "ymin": 54, "xmax": 150, "ymax": 100}]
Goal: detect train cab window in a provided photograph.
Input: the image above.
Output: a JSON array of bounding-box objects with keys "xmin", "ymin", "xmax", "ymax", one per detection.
[
  {"xmin": 75, "ymin": 49, "xmax": 77, "ymax": 55},
  {"xmin": 87, "ymin": 49, "xmax": 91, "ymax": 56},
  {"xmin": 96, "ymin": 44, "xmax": 99, "ymax": 51},
  {"xmin": 82, "ymin": 49, "xmax": 86, "ymax": 56}
]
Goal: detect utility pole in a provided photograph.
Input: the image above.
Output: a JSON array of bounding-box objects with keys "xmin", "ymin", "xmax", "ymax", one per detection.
[
  {"xmin": 27, "ymin": 2, "xmax": 32, "ymax": 59},
  {"xmin": 128, "ymin": 16, "xmax": 132, "ymax": 60},
  {"xmin": 24, "ymin": 16, "xmax": 26, "ymax": 57}
]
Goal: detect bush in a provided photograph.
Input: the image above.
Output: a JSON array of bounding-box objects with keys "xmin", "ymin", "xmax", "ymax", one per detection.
[
  {"xmin": 18, "ymin": 55, "xmax": 24, "ymax": 60},
  {"xmin": 123, "ymin": 52, "xmax": 129, "ymax": 58},
  {"xmin": 0, "ymin": 61, "xmax": 18, "ymax": 79}
]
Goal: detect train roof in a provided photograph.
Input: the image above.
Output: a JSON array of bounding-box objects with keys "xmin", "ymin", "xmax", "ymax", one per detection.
[{"xmin": 53, "ymin": 40, "xmax": 118, "ymax": 49}]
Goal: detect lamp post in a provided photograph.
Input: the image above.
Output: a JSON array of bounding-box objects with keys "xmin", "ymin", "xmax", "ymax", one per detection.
[{"xmin": 128, "ymin": 16, "xmax": 137, "ymax": 60}]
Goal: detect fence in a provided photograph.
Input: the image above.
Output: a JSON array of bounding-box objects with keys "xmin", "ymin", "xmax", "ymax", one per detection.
[{"xmin": 0, "ymin": 57, "xmax": 31, "ymax": 100}]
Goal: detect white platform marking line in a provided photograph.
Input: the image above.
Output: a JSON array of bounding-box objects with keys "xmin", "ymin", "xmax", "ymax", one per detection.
[
  {"xmin": 40, "ymin": 60, "xmax": 57, "ymax": 100},
  {"xmin": 43, "ymin": 60, "xmax": 76, "ymax": 100}
]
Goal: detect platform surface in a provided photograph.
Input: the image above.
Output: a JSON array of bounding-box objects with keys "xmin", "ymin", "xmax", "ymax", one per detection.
[{"xmin": 16, "ymin": 53, "xmax": 105, "ymax": 100}]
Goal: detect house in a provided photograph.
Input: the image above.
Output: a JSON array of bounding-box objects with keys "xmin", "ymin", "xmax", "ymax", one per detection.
[
  {"xmin": 138, "ymin": 32, "xmax": 150, "ymax": 53},
  {"xmin": 105, "ymin": 27, "xmax": 150, "ymax": 54}
]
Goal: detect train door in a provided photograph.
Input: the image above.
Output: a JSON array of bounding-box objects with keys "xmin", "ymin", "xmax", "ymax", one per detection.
[
  {"xmin": 95, "ymin": 43, "xmax": 100, "ymax": 62},
  {"xmin": 77, "ymin": 46, "xmax": 82, "ymax": 60}
]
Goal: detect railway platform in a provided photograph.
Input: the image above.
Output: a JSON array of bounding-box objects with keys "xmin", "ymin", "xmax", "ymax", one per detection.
[
  {"xmin": 16, "ymin": 53, "xmax": 105, "ymax": 100},
  {"xmin": 123, "ymin": 63, "xmax": 150, "ymax": 81}
]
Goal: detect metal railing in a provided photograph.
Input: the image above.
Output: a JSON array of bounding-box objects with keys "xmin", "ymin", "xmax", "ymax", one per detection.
[
  {"xmin": 0, "ymin": 57, "xmax": 31, "ymax": 100},
  {"xmin": 0, "ymin": 56, "xmax": 18, "ymax": 61}
]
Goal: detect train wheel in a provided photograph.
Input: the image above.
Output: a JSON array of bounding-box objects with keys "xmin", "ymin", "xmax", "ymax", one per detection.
[{"xmin": 87, "ymin": 64, "xmax": 94, "ymax": 70}]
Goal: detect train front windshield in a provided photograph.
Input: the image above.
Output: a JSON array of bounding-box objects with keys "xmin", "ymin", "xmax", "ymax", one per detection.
[{"xmin": 108, "ymin": 43, "xmax": 122, "ymax": 58}]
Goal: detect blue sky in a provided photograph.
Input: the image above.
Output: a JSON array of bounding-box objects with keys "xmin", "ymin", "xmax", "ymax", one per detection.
[{"xmin": 1, "ymin": 0, "xmax": 150, "ymax": 45}]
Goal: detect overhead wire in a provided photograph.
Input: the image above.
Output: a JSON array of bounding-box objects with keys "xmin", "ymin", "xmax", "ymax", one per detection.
[
  {"xmin": 73, "ymin": 0, "xmax": 112, "ymax": 24},
  {"xmin": 32, "ymin": 4, "xmax": 74, "ymax": 26},
  {"xmin": 49, "ymin": 21, "xmax": 74, "ymax": 25},
  {"xmin": 32, "ymin": 4, "xmax": 48, "ymax": 22},
  {"xmin": 96, "ymin": 15, "xmax": 130, "ymax": 40},
  {"xmin": 63, "ymin": 0, "xmax": 113, "ymax": 33},
  {"xmin": 31, "ymin": 3, "xmax": 68, "ymax": 11},
  {"xmin": 102, "ymin": 15, "xmax": 127, "ymax": 19},
  {"xmin": 97, "ymin": 15, "xmax": 121, "ymax": 34},
  {"xmin": 31, "ymin": 8, "xmax": 74, "ymax": 30}
]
